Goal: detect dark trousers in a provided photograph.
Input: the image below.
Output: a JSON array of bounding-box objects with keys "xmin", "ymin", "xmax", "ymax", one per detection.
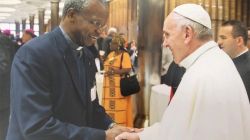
[{"xmin": 0, "ymin": 108, "xmax": 10, "ymax": 140}]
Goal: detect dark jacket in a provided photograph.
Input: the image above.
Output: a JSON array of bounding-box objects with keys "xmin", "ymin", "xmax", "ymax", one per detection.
[
  {"xmin": 0, "ymin": 34, "xmax": 16, "ymax": 110},
  {"xmin": 161, "ymin": 61, "xmax": 186, "ymax": 94},
  {"xmin": 0, "ymin": 34, "xmax": 17, "ymax": 140},
  {"xmin": 233, "ymin": 50, "xmax": 250, "ymax": 101},
  {"xmin": 102, "ymin": 36, "xmax": 112, "ymax": 58},
  {"xmin": 6, "ymin": 27, "xmax": 112, "ymax": 140}
]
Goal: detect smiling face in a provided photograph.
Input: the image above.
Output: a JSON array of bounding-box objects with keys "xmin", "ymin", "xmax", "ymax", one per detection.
[{"xmin": 64, "ymin": 0, "xmax": 108, "ymax": 46}]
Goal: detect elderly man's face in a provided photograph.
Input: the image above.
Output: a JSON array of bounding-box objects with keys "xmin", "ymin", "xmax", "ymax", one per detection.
[
  {"xmin": 71, "ymin": 0, "xmax": 108, "ymax": 46},
  {"xmin": 162, "ymin": 13, "xmax": 187, "ymax": 64},
  {"xmin": 217, "ymin": 26, "xmax": 238, "ymax": 58}
]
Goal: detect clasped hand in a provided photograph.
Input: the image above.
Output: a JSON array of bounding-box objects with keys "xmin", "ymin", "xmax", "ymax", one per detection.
[
  {"xmin": 106, "ymin": 68, "xmax": 116, "ymax": 75},
  {"xmin": 106, "ymin": 125, "xmax": 143, "ymax": 140}
]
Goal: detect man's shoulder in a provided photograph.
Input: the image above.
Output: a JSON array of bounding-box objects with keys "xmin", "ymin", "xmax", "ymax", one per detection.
[
  {"xmin": 246, "ymin": 50, "xmax": 250, "ymax": 58},
  {"xmin": 233, "ymin": 51, "xmax": 250, "ymax": 65},
  {"xmin": 16, "ymin": 31, "xmax": 63, "ymax": 61}
]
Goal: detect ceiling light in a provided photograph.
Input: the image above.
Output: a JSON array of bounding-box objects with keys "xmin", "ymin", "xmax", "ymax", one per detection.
[
  {"xmin": 0, "ymin": 0, "xmax": 21, "ymax": 5},
  {"xmin": 59, "ymin": 2, "xmax": 64, "ymax": 9},
  {"xmin": 44, "ymin": 15, "xmax": 51, "ymax": 20},
  {"xmin": 34, "ymin": 18, "xmax": 39, "ymax": 23},
  {"xmin": 45, "ymin": 10, "xmax": 51, "ymax": 15},
  {"xmin": 45, "ymin": 18, "xmax": 49, "ymax": 24},
  {"xmin": 0, "ymin": 7, "xmax": 16, "ymax": 12},
  {"xmin": 0, "ymin": 13, "xmax": 11, "ymax": 16}
]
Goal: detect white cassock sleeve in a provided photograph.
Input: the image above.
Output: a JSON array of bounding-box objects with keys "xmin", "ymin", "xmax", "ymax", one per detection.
[{"xmin": 138, "ymin": 44, "xmax": 250, "ymax": 140}]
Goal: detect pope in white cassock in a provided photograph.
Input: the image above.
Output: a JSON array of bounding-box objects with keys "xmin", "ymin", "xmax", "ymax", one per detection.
[{"xmin": 116, "ymin": 3, "xmax": 250, "ymax": 140}]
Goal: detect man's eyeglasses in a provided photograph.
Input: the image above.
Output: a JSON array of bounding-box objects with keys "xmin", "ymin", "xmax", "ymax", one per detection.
[{"xmin": 88, "ymin": 20, "xmax": 104, "ymax": 29}]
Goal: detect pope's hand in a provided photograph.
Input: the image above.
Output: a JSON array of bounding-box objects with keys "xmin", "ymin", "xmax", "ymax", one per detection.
[
  {"xmin": 105, "ymin": 125, "xmax": 130, "ymax": 140},
  {"xmin": 115, "ymin": 132, "xmax": 140, "ymax": 140}
]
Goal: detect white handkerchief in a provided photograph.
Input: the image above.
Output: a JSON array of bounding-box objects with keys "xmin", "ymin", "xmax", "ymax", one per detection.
[
  {"xmin": 91, "ymin": 85, "xmax": 97, "ymax": 101},
  {"xmin": 95, "ymin": 58, "xmax": 101, "ymax": 72}
]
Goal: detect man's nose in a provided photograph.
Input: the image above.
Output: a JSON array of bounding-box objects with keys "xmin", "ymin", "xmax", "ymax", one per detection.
[
  {"xmin": 162, "ymin": 39, "xmax": 168, "ymax": 48},
  {"xmin": 217, "ymin": 39, "xmax": 222, "ymax": 46}
]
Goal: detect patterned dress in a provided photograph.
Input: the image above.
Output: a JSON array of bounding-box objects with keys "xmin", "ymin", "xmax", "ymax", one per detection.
[{"xmin": 102, "ymin": 51, "xmax": 133, "ymax": 127}]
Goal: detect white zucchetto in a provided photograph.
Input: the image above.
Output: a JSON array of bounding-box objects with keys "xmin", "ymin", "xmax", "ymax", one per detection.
[{"xmin": 173, "ymin": 4, "xmax": 212, "ymax": 29}]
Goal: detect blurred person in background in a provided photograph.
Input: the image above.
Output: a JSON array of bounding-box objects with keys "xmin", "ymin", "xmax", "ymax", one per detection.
[
  {"xmin": 21, "ymin": 29, "xmax": 37, "ymax": 45},
  {"xmin": 102, "ymin": 34, "xmax": 133, "ymax": 127},
  {"xmin": 102, "ymin": 27, "xmax": 117, "ymax": 58},
  {"xmin": 128, "ymin": 40, "xmax": 138, "ymax": 71},
  {"xmin": 0, "ymin": 31, "xmax": 16, "ymax": 140},
  {"xmin": 96, "ymin": 30, "xmax": 107, "ymax": 70},
  {"xmin": 218, "ymin": 20, "xmax": 250, "ymax": 101}
]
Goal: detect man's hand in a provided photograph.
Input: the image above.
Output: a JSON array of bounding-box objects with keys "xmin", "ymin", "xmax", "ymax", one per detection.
[
  {"xmin": 105, "ymin": 125, "xmax": 131, "ymax": 140},
  {"xmin": 115, "ymin": 132, "xmax": 140, "ymax": 140}
]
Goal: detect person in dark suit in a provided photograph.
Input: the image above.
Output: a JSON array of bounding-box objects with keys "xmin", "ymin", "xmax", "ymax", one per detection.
[
  {"xmin": 21, "ymin": 29, "xmax": 37, "ymax": 45},
  {"xmin": 161, "ymin": 61, "xmax": 186, "ymax": 94},
  {"xmin": 0, "ymin": 33, "xmax": 16, "ymax": 140},
  {"xmin": 218, "ymin": 20, "xmax": 250, "ymax": 101},
  {"xmin": 6, "ymin": 0, "xmax": 130, "ymax": 140},
  {"xmin": 102, "ymin": 27, "xmax": 117, "ymax": 58}
]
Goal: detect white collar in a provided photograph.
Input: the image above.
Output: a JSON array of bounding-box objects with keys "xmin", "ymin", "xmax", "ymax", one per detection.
[
  {"xmin": 235, "ymin": 48, "xmax": 249, "ymax": 58},
  {"xmin": 179, "ymin": 41, "xmax": 217, "ymax": 69}
]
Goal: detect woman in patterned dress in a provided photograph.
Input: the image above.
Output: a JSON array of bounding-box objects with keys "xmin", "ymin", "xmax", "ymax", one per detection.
[{"xmin": 102, "ymin": 34, "xmax": 133, "ymax": 127}]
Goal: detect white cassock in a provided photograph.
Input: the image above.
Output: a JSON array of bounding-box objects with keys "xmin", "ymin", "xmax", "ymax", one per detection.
[{"xmin": 139, "ymin": 41, "xmax": 250, "ymax": 140}]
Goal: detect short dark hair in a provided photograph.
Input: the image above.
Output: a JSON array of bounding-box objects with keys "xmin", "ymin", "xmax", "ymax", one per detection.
[
  {"xmin": 62, "ymin": 0, "xmax": 105, "ymax": 17},
  {"xmin": 221, "ymin": 20, "xmax": 248, "ymax": 45}
]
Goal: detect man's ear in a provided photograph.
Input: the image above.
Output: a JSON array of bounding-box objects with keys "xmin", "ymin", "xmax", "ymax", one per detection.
[
  {"xmin": 184, "ymin": 26, "xmax": 193, "ymax": 44},
  {"xmin": 235, "ymin": 36, "xmax": 244, "ymax": 46}
]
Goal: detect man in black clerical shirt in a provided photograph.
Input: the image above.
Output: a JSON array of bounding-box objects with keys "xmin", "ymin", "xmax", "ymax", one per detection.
[
  {"xmin": 6, "ymin": 0, "xmax": 130, "ymax": 140},
  {"xmin": 218, "ymin": 20, "xmax": 250, "ymax": 102}
]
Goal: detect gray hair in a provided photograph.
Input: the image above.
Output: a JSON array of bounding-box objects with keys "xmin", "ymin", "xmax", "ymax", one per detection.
[
  {"xmin": 172, "ymin": 12, "xmax": 213, "ymax": 41},
  {"xmin": 108, "ymin": 27, "xmax": 117, "ymax": 35},
  {"xmin": 62, "ymin": 0, "xmax": 105, "ymax": 17}
]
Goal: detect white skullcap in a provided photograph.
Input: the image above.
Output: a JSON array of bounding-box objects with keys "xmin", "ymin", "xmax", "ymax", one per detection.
[
  {"xmin": 108, "ymin": 27, "xmax": 117, "ymax": 35},
  {"xmin": 173, "ymin": 4, "xmax": 211, "ymax": 29}
]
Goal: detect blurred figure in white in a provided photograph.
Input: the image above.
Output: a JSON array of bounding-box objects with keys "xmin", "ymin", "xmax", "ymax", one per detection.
[{"xmin": 128, "ymin": 40, "xmax": 138, "ymax": 72}]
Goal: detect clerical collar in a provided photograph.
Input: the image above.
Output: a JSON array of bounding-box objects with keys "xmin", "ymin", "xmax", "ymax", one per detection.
[
  {"xmin": 235, "ymin": 48, "xmax": 249, "ymax": 58},
  {"xmin": 59, "ymin": 26, "xmax": 79, "ymax": 50},
  {"xmin": 179, "ymin": 41, "xmax": 217, "ymax": 69}
]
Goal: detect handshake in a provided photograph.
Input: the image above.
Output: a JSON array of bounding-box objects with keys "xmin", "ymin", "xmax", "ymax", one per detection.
[{"xmin": 106, "ymin": 124, "xmax": 143, "ymax": 140}]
